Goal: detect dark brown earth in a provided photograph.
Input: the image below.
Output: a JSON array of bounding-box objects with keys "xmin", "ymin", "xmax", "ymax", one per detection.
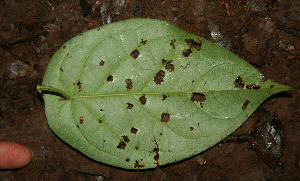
[{"xmin": 1, "ymin": 0, "xmax": 299, "ymax": 180}]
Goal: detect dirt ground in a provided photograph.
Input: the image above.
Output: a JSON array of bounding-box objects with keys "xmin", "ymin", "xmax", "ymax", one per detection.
[{"xmin": 1, "ymin": 0, "xmax": 299, "ymax": 180}]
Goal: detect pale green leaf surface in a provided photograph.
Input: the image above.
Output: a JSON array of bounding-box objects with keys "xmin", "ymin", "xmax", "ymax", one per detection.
[{"xmin": 39, "ymin": 18, "xmax": 291, "ymax": 169}]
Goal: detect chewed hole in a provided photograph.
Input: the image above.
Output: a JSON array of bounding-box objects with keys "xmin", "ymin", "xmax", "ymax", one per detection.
[
  {"xmin": 139, "ymin": 95, "xmax": 147, "ymax": 105},
  {"xmin": 162, "ymin": 94, "xmax": 167, "ymax": 100},
  {"xmin": 125, "ymin": 79, "xmax": 132, "ymax": 91},
  {"xmin": 182, "ymin": 49, "xmax": 192, "ymax": 57},
  {"xmin": 161, "ymin": 113, "xmax": 170, "ymax": 122},
  {"xmin": 117, "ymin": 141, "xmax": 126, "ymax": 150},
  {"xmin": 234, "ymin": 76, "xmax": 245, "ymax": 89},
  {"xmin": 185, "ymin": 38, "xmax": 202, "ymax": 51},
  {"xmin": 127, "ymin": 103, "xmax": 133, "ymax": 109},
  {"xmin": 99, "ymin": 60, "xmax": 105, "ymax": 66},
  {"xmin": 126, "ymin": 158, "xmax": 130, "ymax": 162},
  {"xmin": 131, "ymin": 127, "xmax": 138, "ymax": 134},
  {"xmin": 107, "ymin": 75, "xmax": 113, "ymax": 82},
  {"xmin": 154, "ymin": 70, "xmax": 165, "ymax": 85},
  {"xmin": 130, "ymin": 50, "xmax": 140, "ymax": 59},
  {"xmin": 191, "ymin": 93, "xmax": 206, "ymax": 108},
  {"xmin": 79, "ymin": 116, "xmax": 84, "ymax": 124},
  {"xmin": 122, "ymin": 135, "xmax": 130, "ymax": 143},
  {"xmin": 242, "ymin": 100, "xmax": 250, "ymax": 110}
]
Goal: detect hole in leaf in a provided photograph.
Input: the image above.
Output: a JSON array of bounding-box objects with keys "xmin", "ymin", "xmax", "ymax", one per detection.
[
  {"xmin": 100, "ymin": 109, "xmax": 104, "ymax": 111},
  {"xmin": 76, "ymin": 81, "xmax": 82, "ymax": 91},
  {"xmin": 182, "ymin": 49, "xmax": 192, "ymax": 57},
  {"xmin": 162, "ymin": 59, "xmax": 167, "ymax": 65},
  {"xmin": 117, "ymin": 141, "xmax": 126, "ymax": 150},
  {"xmin": 79, "ymin": 116, "xmax": 84, "ymax": 124},
  {"xmin": 125, "ymin": 79, "xmax": 132, "ymax": 91},
  {"xmin": 98, "ymin": 119, "xmax": 102, "ymax": 123},
  {"xmin": 234, "ymin": 76, "xmax": 245, "ymax": 89},
  {"xmin": 131, "ymin": 127, "xmax": 138, "ymax": 134},
  {"xmin": 185, "ymin": 38, "xmax": 202, "ymax": 51},
  {"xmin": 160, "ymin": 133, "xmax": 163, "ymax": 136},
  {"xmin": 191, "ymin": 93, "xmax": 206, "ymax": 108},
  {"xmin": 162, "ymin": 94, "xmax": 167, "ymax": 100},
  {"xmin": 153, "ymin": 148, "xmax": 159, "ymax": 161},
  {"xmin": 154, "ymin": 70, "xmax": 165, "ymax": 85},
  {"xmin": 134, "ymin": 160, "xmax": 144, "ymax": 169},
  {"xmin": 161, "ymin": 113, "xmax": 170, "ymax": 122},
  {"xmin": 127, "ymin": 103, "xmax": 133, "ymax": 109},
  {"xmin": 60, "ymin": 68, "xmax": 63, "ymax": 72},
  {"xmin": 122, "ymin": 135, "xmax": 130, "ymax": 143},
  {"xmin": 99, "ymin": 60, "xmax": 105, "ymax": 66},
  {"xmin": 63, "ymin": 45, "xmax": 66, "ymax": 49},
  {"xmin": 126, "ymin": 158, "xmax": 130, "ymax": 162},
  {"xmin": 139, "ymin": 95, "xmax": 147, "ymax": 105},
  {"xmin": 242, "ymin": 100, "xmax": 250, "ymax": 110},
  {"xmin": 246, "ymin": 83, "xmax": 261, "ymax": 89},
  {"xmin": 170, "ymin": 39, "xmax": 176, "ymax": 49},
  {"xmin": 190, "ymin": 127, "xmax": 194, "ymax": 131},
  {"xmin": 165, "ymin": 61, "xmax": 174, "ymax": 72},
  {"xmin": 141, "ymin": 39, "xmax": 147, "ymax": 45},
  {"xmin": 107, "ymin": 75, "xmax": 113, "ymax": 82},
  {"xmin": 130, "ymin": 50, "xmax": 140, "ymax": 59},
  {"xmin": 135, "ymin": 146, "xmax": 138, "ymax": 150}
]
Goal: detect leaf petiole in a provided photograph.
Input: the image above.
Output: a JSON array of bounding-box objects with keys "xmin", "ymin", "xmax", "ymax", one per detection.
[{"xmin": 37, "ymin": 85, "xmax": 70, "ymax": 99}]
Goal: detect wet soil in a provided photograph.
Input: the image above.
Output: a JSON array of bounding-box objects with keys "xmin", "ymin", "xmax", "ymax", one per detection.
[{"xmin": 1, "ymin": 0, "xmax": 299, "ymax": 180}]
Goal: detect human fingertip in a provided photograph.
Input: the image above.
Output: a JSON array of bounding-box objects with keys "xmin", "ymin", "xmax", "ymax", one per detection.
[{"xmin": 0, "ymin": 141, "xmax": 33, "ymax": 170}]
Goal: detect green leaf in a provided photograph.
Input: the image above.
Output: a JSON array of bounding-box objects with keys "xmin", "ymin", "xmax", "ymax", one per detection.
[{"xmin": 38, "ymin": 18, "xmax": 291, "ymax": 169}]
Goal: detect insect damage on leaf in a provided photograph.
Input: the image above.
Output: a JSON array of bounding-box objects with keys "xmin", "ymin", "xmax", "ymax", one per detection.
[
  {"xmin": 234, "ymin": 76, "xmax": 245, "ymax": 89},
  {"xmin": 161, "ymin": 113, "xmax": 170, "ymax": 122},
  {"xmin": 130, "ymin": 50, "xmax": 140, "ymax": 59},
  {"xmin": 154, "ymin": 70, "xmax": 165, "ymax": 84},
  {"xmin": 191, "ymin": 93, "xmax": 206, "ymax": 108},
  {"xmin": 125, "ymin": 79, "xmax": 132, "ymax": 90},
  {"xmin": 37, "ymin": 18, "xmax": 291, "ymax": 170},
  {"xmin": 139, "ymin": 95, "xmax": 146, "ymax": 105}
]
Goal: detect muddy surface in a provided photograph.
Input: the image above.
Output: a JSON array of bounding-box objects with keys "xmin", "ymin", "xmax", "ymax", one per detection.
[{"xmin": 1, "ymin": 0, "xmax": 299, "ymax": 180}]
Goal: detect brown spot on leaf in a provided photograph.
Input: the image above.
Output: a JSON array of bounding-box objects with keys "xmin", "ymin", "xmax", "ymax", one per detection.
[
  {"xmin": 60, "ymin": 68, "xmax": 63, "ymax": 72},
  {"xmin": 79, "ymin": 116, "xmax": 84, "ymax": 124},
  {"xmin": 270, "ymin": 85, "xmax": 274, "ymax": 89},
  {"xmin": 139, "ymin": 95, "xmax": 147, "ymax": 105},
  {"xmin": 170, "ymin": 39, "xmax": 176, "ymax": 49},
  {"xmin": 107, "ymin": 75, "xmax": 113, "ymax": 82},
  {"xmin": 162, "ymin": 94, "xmax": 167, "ymax": 100},
  {"xmin": 154, "ymin": 70, "xmax": 165, "ymax": 84},
  {"xmin": 185, "ymin": 38, "xmax": 202, "ymax": 51},
  {"xmin": 122, "ymin": 135, "xmax": 130, "ymax": 143},
  {"xmin": 131, "ymin": 127, "xmax": 138, "ymax": 134},
  {"xmin": 98, "ymin": 119, "xmax": 102, "ymax": 123},
  {"xmin": 99, "ymin": 60, "xmax": 104, "ymax": 66},
  {"xmin": 246, "ymin": 83, "xmax": 261, "ymax": 89},
  {"xmin": 125, "ymin": 79, "xmax": 132, "ymax": 91},
  {"xmin": 63, "ymin": 45, "xmax": 66, "ymax": 49},
  {"xmin": 182, "ymin": 49, "xmax": 192, "ymax": 57},
  {"xmin": 130, "ymin": 50, "xmax": 140, "ymax": 59},
  {"xmin": 242, "ymin": 100, "xmax": 250, "ymax": 110},
  {"xmin": 191, "ymin": 93, "xmax": 206, "ymax": 108},
  {"xmin": 161, "ymin": 113, "xmax": 170, "ymax": 122},
  {"xmin": 234, "ymin": 76, "xmax": 245, "ymax": 89},
  {"xmin": 141, "ymin": 39, "xmax": 147, "ymax": 45},
  {"xmin": 117, "ymin": 141, "xmax": 126, "ymax": 150},
  {"xmin": 127, "ymin": 103, "xmax": 133, "ymax": 109}
]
